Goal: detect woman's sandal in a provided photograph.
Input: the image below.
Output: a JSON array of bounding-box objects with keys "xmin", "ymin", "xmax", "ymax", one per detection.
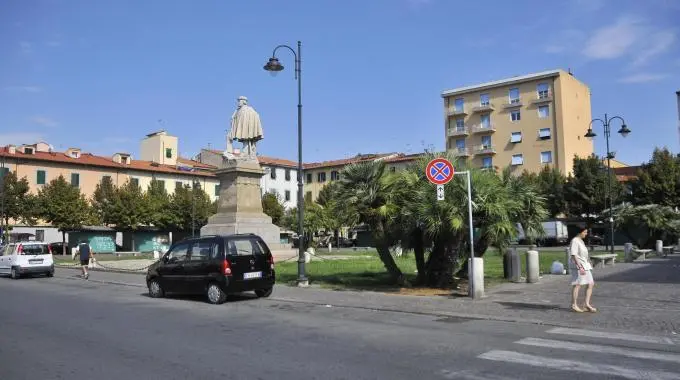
[
  {"xmin": 571, "ymin": 305, "xmax": 584, "ymax": 313},
  {"xmin": 584, "ymin": 305, "xmax": 598, "ymax": 313}
]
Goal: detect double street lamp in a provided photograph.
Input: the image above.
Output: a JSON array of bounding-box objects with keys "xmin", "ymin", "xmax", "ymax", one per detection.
[
  {"xmin": 585, "ymin": 114, "xmax": 631, "ymax": 255},
  {"xmin": 191, "ymin": 180, "xmax": 201, "ymax": 237},
  {"xmin": 263, "ymin": 41, "xmax": 308, "ymax": 287}
]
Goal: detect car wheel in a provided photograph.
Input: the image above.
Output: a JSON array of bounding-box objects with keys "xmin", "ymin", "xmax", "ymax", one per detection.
[
  {"xmin": 10, "ymin": 267, "xmax": 19, "ymax": 280},
  {"xmin": 46, "ymin": 271, "xmax": 54, "ymax": 277},
  {"xmin": 255, "ymin": 287, "xmax": 273, "ymax": 298},
  {"xmin": 206, "ymin": 282, "xmax": 227, "ymax": 305},
  {"xmin": 148, "ymin": 279, "xmax": 165, "ymax": 298}
]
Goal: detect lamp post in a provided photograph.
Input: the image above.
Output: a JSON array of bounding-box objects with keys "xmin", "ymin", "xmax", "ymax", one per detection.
[
  {"xmin": 191, "ymin": 180, "xmax": 200, "ymax": 237},
  {"xmin": 0, "ymin": 154, "xmax": 5, "ymax": 244},
  {"xmin": 585, "ymin": 114, "xmax": 631, "ymax": 255},
  {"xmin": 263, "ymin": 41, "xmax": 308, "ymax": 287}
]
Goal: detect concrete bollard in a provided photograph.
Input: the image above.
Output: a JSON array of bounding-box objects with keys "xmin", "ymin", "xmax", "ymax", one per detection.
[
  {"xmin": 624, "ymin": 243, "xmax": 633, "ymax": 262},
  {"xmin": 656, "ymin": 240, "xmax": 663, "ymax": 255},
  {"xmin": 468, "ymin": 257, "xmax": 484, "ymax": 299},
  {"xmin": 526, "ymin": 249, "xmax": 539, "ymax": 283},
  {"xmin": 328, "ymin": 243, "xmax": 332, "ymax": 253},
  {"xmin": 510, "ymin": 248, "xmax": 522, "ymax": 283},
  {"xmin": 564, "ymin": 247, "xmax": 571, "ymax": 275}
]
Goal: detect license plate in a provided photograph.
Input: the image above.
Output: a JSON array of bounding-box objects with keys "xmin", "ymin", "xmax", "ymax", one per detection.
[
  {"xmin": 243, "ymin": 271, "xmax": 262, "ymax": 280},
  {"xmin": 29, "ymin": 259, "xmax": 43, "ymax": 264}
]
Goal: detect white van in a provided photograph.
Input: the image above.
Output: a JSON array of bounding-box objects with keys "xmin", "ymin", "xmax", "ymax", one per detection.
[{"xmin": 0, "ymin": 241, "xmax": 55, "ymax": 279}]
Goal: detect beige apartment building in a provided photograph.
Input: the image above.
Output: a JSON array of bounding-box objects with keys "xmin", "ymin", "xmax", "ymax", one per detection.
[{"xmin": 441, "ymin": 69, "xmax": 593, "ymax": 175}]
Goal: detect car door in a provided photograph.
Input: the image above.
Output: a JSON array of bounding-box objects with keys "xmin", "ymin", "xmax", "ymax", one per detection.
[
  {"xmin": 158, "ymin": 241, "xmax": 190, "ymax": 294},
  {"xmin": 0, "ymin": 245, "xmax": 9, "ymax": 274},
  {"xmin": 183, "ymin": 238, "xmax": 219, "ymax": 294}
]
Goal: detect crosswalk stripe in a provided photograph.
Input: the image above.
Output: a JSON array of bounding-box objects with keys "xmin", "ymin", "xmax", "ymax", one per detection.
[
  {"xmin": 517, "ymin": 337, "xmax": 680, "ymax": 363},
  {"xmin": 547, "ymin": 327, "xmax": 677, "ymax": 345},
  {"xmin": 478, "ymin": 350, "xmax": 680, "ymax": 380}
]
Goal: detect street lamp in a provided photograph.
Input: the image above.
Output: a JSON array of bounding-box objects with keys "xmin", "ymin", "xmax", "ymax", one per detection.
[
  {"xmin": 585, "ymin": 114, "xmax": 630, "ymax": 255},
  {"xmin": 0, "ymin": 154, "xmax": 5, "ymax": 244},
  {"xmin": 192, "ymin": 180, "xmax": 201, "ymax": 237},
  {"xmin": 263, "ymin": 41, "xmax": 308, "ymax": 287}
]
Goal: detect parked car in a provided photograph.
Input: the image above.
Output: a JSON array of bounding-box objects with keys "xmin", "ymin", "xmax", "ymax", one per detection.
[
  {"xmin": 49, "ymin": 242, "xmax": 69, "ymax": 255},
  {"xmin": 146, "ymin": 234, "xmax": 275, "ymax": 304},
  {"xmin": 0, "ymin": 241, "xmax": 55, "ymax": 279}
]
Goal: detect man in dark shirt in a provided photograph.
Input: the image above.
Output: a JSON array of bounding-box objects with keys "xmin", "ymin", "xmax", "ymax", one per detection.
[{"xmin": 78, "ymin": 240, "xmax": 94, "ymax": 279}]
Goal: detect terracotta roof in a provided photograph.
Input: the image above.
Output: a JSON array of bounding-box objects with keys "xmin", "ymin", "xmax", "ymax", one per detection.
[
  {"xmin": 304, "ymin": 153, "xmax": 395, "ymax": 169},
  {"xmin": 177, "ymin": 157, "xmax": 216, "ymax": 169},
  {"xmin": 257, "ymin": 155, "xmax": 298, "ymax": 168},
  {"xmin": 613, "ymin": 166, "xmax": 640, "ymax": 182},
  {"xmin": 384, "ymin": 153, "xmax": 425, "ymax": 164},
  {"xmin": 0, "ymin": 146, "xmax": 215, "ymax": 178}
]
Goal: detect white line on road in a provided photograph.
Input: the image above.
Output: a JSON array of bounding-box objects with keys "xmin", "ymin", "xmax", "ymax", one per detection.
[
  {"xmin": 478, "ymin": 350, "xmax": 680, "ymax": 380},
  {"xmin": 547, "ymin": 327, "xmax": 677, "ymax": 345},
  {"xmin": 438, "ymin": 369, "xmax": 517, "ymax": 380},
  {"xmin": 517, "ymin": 337, "xmax": 680, "ymax": 363}
]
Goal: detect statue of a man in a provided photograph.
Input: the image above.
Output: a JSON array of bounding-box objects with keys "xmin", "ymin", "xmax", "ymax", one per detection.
[{"xmin": 225, "ymin": 96, "xmax": 263, "ymax": 157}]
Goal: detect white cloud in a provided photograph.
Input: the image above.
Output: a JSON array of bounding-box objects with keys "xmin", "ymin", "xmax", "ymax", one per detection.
[
  {"xmin": 3, "ymin": 86, "xmax": 43, "ymax": 93},
  {"xmin": 618, "ymin": 73, "xmax": 668, "ymax": 83},
  {"xmin": 0, "ymin": 132, "xmax": 46, "ymax": 146},
  {"xmin": 632, "ymin": 30, "xmax": 676, "ymax": 66},
  {"xmin": 29, "ymin": 116, "xmax": 59, "ymax": 128},
  {"xmin": 582, "ymin": 16, "xmax": 644, "ymax": 59}
]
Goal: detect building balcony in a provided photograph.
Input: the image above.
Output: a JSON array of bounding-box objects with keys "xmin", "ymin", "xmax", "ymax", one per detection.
[
  {"xmin": 470, "ymin": 123, "xmax": 496, "ymax": 134},
  {"xmin": 473, "ymin": 144, "xmax": 496, "ymax": 155},
  {"xmin": 447, "ymin": 108, "xmax": 468, "ymax": 117},
  {"xmin": 471, "ymin": 103, "xmax": 495, "ymax": 113},
  {"xmin": 502, "ymin": 100, "xmax": 523, "ymax": 109},
  {"xmin": 531, "ymin": 91, "xmax": 553, "ymax": 104},
  {"xmin": 447, "ymin": 126, "xmax": 470, "ymax": 137},
  {"xmin": 451, "ymin": 147, "xmax": 470, "ymax": 157}
]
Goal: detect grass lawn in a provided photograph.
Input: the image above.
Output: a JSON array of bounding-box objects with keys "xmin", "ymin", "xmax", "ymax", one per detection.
[
  {"xmin": 275, "ymin": 249, "xmax": 624, "ymax": 292},
  {"xmin": 53, "ymin": 254, "xmax": 155, "ymax": 264}
]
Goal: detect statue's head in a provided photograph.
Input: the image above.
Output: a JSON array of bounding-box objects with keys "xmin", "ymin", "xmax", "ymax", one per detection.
[{"xmin": 237, "ymin": 96, "xmax": 248, "ymax": 107}]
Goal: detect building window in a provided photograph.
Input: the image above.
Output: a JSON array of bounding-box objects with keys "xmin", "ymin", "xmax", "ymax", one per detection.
[
  {"xmin": 215, "ymin": 184, "xmax": 220, "ymax": 196},
  {"xmin": 539, "ymin": 128, "xmax": 551, "ymax": 139},
  {"xmin": 480, "ymin": 93, "xmax": 490, "ymax": 106},
  {"xmin": 317, "ymin": 172, "xmax": 326, "ymax": 183},
  {"xmin": 270, "ymin": 168, "xmax": 276, "ymax": 180},
  {"xmin": 538, "ymin": 105, "xmax": 550, "ymax": 119},
  {"xmin": 330, "ymin": 171, "xmax": 339, "ymax": 181},
  {"xmin": 175, "ymin": 181, "xmax": 183, "ymax": 189},
  {"xmin": 71, "ymin": 173, "xmax": 80, "ymax": 187},
  {"xmin": 454, "ymin": 98, "xmax": 464, "ymax": 112},
  {"xmin": 456, "ymin": 139, "xmax": 465, "ymax": 149},
  {"xmin": 24, "ymin": 147, "xmax": 34, "ymax": 154},
  {"xmin": 165, "ymin": 148, "xmax": 172, "ymax": 159},
  {"xmin": 541, "ymin": 151, "xmax": 553, "ymax": 163},
  {"xmin": 510, "ymin": 132, "xmax": 522, "ymax": 143},
  {"xmin": 455, "ymin": 118, "xmax": 465, "ymax": 130},
  {"xmin": 0, "ymin": 167, "xmax": 9, "ymax": 178},
  {"xmin": 285, "ymin": 169, "xmax": 291, "ymax": 181},
  {"xmin": 480, "ymin": 114, "xmax": 491, "ymax": 128},
  {"xmin": 511, "ymin": 154, "xmax": 524, "ymax": 166},
  {"xmin": 37, "ymin": 170, "xmax": 46, "ymax": 185},
  {"xmin": 509, "ymin": 88, "xmax": 520, "ymax": 104},
  {"xmin": 130, "ymin": 177, "xmax": 139, "ymax": 187},
  {"xmin": 511, "ymin": 110, "xmax": 521, "ymax": 122},
  {"xmin": 102, "ymin": 175, "xmax": 111, "ymax": 183},
  {"xmin": 482, "ymin": 157, "xmax": 493, "ymax": 168},
  {"xmin": 306, "ymin": 173, "xmax": 312, "ymax": 183},
  {"xmin": 537, "ymin": 83, "xmax": 550, "ymax": 98},
  {"xmin": 481, "ymin": 135, "xmax": 492, "ymax": 148}
]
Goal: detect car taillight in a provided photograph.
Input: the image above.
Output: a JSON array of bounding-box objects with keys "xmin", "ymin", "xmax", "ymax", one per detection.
[
  {"xmin": 268, "ymin": 255, "xmax": 274, "ymax": 270},
  {"xmin": 221, "ymin": 259, "xmax": 232, "ymax": 276},
  {"xmin": 17, "ymin": 244, "xmax": 23, "ymax": 255},
  {"xmin": 48, "ymin": 245, "xmax": 53, "ymax": 254}
]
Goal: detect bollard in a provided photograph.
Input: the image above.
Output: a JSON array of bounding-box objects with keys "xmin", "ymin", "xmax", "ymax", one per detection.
[
  {"xmin": 656, "ymin": 240, "xmax": 663, "ymax": 255},
  {"xmin": 328, "ymin": 242, "xmax": 332, "ymax": 253},
  {"xmin": 564, "ymin": 247, "xmax": 571, "ymax": 275},
  {"xmin": 624, "ymin": 242, "xmax": 633, "ymax": 262},
  {"xmin": 510, "ymin": 248, "xmax": 522, "ymax": 283},
  {"xmin": 526, "ymin": 249, "xmax": 539, "ymax": 283},
  {"xmin": 469, "ymin": 257, "xmax": 485, "ymax": 299},
  {"xmin": 503, "ymin": 248, "xmax": 513, "ymax": 280}
]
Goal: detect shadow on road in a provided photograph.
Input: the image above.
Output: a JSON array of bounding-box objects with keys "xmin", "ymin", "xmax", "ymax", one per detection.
[
  {"xmin": 138, "ymin": 292, "xmax": 260, "ymax": 304},
  {"xmin": 597, "ymin": 256, "xmax": 680, "ymax": 284}
]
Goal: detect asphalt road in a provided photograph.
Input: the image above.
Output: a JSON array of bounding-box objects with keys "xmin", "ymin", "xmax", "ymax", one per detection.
[{"xmin": 1, "ymin": 272, "xmax": 679, "ymax": 380}]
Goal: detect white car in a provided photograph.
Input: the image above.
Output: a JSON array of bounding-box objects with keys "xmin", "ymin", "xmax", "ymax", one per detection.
[{"xmin": 0, "ymin": 241, "xmax": 55, "ymax": 279}]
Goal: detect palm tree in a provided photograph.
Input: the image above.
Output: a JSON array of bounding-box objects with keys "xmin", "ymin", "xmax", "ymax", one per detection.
[{"xmin": 335, "ymin": 160, "xmax": 406, "ymax": 284}]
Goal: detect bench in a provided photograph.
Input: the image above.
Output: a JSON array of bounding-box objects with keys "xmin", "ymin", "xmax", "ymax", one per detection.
[
  {"xmin": 632, "ymin": 249, "xmax": 652, "ymax": 261},
  {"xmin": 590, "ymin": 254, "xmax": 617, "ymax": 268}
]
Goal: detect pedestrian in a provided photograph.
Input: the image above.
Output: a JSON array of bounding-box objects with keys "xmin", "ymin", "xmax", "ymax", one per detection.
[
  {"xmin": 77, "ymin": 239, "xmax": 95, "ymax": 280},
  {"xmin": 569, "ymin": 227, "xmax": 597, "ymax": 313}
]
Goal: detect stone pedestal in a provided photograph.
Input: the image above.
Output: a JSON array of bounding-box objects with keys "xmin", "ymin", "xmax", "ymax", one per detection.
[{"xmin": 200, "ymin": 158, "xmax": 284, "ymax": 250}]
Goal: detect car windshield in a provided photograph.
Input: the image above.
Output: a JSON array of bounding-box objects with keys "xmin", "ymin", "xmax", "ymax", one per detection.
[{"xmin": 21, "ymin": 244, "xmax": 49, "ymax": 255}]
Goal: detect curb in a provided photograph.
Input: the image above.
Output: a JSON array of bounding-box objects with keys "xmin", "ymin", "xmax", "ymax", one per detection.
[{"xmin": 55, "ymin": 265, "xmax": 147, "ymax": 276}]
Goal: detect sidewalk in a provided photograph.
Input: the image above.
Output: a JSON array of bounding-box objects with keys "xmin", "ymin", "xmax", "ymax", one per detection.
[{"xmin": 54, "ymin": 253, "xmax": 680, "ymax": 337}]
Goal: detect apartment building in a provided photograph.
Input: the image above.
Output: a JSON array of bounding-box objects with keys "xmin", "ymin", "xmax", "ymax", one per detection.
[{"xmin": 441, "ymin": 69, "xmax": 593, "ymax": 175}]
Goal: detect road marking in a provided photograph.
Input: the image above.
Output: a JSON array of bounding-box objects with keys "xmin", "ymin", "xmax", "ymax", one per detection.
[
  {"xmin": 478, "ymin": 350, "xmax": 680, "ymax": 380},
  {"xmin": 548, "ymin": 327, "xmax": 677, "ymax": 345},
  {"xmin": 438, "ymin": 369, "xmax": 516, "ymax": 380},
  {"xmin": 517, "ymin": 337, "xmax": 680, "ymax": 363}
]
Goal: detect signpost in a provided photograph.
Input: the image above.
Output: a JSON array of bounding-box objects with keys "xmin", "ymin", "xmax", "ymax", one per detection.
[{"xmin": 425, "ymin": 158, "xmax": 478, "ymax": 299}]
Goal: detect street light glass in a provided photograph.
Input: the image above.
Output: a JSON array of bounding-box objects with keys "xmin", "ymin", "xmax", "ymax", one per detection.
[
  {"xmin": 618, "ymin": 124, "xmax": 631, "ymax": 138},
  {"xmin": 584, "ymin": 128, "xmax": 597, "ymax": 138}
]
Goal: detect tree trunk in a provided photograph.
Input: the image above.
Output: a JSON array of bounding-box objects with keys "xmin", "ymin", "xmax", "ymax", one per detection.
[
  {"xmin": 424, "ymin": 242, "xmax": 458, "ymax": 288},
  {"xmin": 413, "ymin": 231, "xmax": 426, "ymax": 285},
  {"xmin": 455, "ymin": 236, "xmax": 488, "ymax": 278},
  {"xmin": 372, "ymin": 222, "xmax": 406, "ymax": 285}
]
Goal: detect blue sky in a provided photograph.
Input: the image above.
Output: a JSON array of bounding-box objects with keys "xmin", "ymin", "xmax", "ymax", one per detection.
[{"xmin": 1, "ymin": 0, "xmax": 679, "ymax": 166}]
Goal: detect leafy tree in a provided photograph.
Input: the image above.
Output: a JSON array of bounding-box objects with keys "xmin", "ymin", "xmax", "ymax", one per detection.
[
  {"xmin": 565, "ymin": 155, "xmax": 625, "ymax": 219},
  {"xmin": 281, "ymin": 200, "xmax": 327, "ymax": 248},
  {"xmin": 0, "ymin": 171, "xmax": 37, "ymax": 228},
  {"xmin": 316, "ymin": 182, "xmax": 357, "ymax": 245},
  {"xmin": 169, "ymin": 184, "xmax": 215, "ymax": 232},
  {"xmin": 91, "ymin": 175, "xmax": 117, "ymax": 225},
  {"xmin": 614, "ymin": 204, "xmax": 680, "ymax": 248},
  {"xmin": 535, "ymin": 166, "xmax": 568, "ymax": 217},
  {"xmin": 262, "ymin": 192, "xmax": 284, "ymax": 226},
  {"xmin": 37, "ymin": 175, "xmax": 93, "ymax": 253},
  {"xmin": 632, "ymin": 148, "xmax": 680, "ymax": 207},
  {"xmin": 109, "ymin": 179, "xmax": 146, "ymax": 230},
  {"xmin": 144, "ymin": 179, "xmax": 176, "ymax": 229}
]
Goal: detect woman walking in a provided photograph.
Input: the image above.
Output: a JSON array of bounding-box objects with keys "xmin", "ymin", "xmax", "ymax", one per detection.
[{"xmin": 570, "ymin": 228, "xmax": 597, "ymax": 313}]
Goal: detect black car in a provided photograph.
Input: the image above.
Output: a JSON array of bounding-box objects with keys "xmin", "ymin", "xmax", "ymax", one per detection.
[{"xmin": 146, "ymin": 234, "xmax": 275, "ymax": 304}]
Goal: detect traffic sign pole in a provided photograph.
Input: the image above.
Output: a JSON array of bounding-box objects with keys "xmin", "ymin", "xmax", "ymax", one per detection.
[{"xmin": 436, "ymin": 185, "xmax": 444, "ymax": 201}]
